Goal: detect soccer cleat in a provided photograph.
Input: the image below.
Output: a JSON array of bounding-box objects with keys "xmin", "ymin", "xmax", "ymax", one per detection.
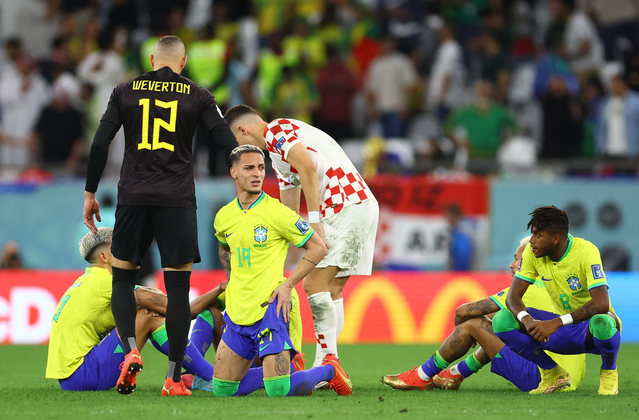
[
  {"xmin": 116, "ymin": 349, "xmax": 143, "ymax": 394},
  {"xmin": 292, "ymin": 352, "xmax": 306, "ymax": 372},
  {"xmin": 598, "ymin": 368, "xmax": 618, "ymax": 396},
  {"xmin": 381, "ymin": 367, "xmax": 434, "ymax": 391},
  {"xmin": 322, "ymin": 354, "xmax": 353, "ymax": 396},
  {"xmin": 192, "ymin": 375, "xmax": 213, "ymax": 392},
  {"xmin": 161, "ymin": 378, "xmax": 192, "ymax": 396},
  {"xmin": 529, "ymin": 365, "xmax": 571, "ymax": 394},
  {"xmin": 181, "ymin": 374, "xmax": 194, "ymax": 389},
  {"xmin": 433, "ymin": 368, "xmax": 464, "ymax": 390}
]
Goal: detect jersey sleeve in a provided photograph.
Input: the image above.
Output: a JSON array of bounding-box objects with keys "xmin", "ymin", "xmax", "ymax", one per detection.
[
  {"xmin": 199, "ymin": 87, "xmax": 227, "ymax": 131},
  {"xmin": 582, "ymin": 242, "xmax": 608, "ymax": 290},
  {"xmin": 100, "ymin": 85, "xmax": 124, "ymax": 126},
  {"xmin": 271, "ymin": 200, "xmax": 314, "ymax": 248},
  {"xmin": 213, "ymin": 208, "xmax": 228, "ymax": 245},
  {"xmin": 514, "ymin": 244, "xmax": 538, "ymax": 284},
  {"xmin": 265, "ymin": 119, "xmax": 303, "ymax": 161}
]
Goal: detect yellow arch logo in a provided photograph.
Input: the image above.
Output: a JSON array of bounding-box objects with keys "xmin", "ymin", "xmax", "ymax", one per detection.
[{"xmin": 341, "ymin": 276, "xmax": 488, "ymax": 343}]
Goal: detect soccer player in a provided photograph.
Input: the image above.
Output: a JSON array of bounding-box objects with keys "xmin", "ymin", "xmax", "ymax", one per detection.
[
  {"xmin": 224, "ymin": 104, "xmax": 379, "ymax": 371},
  {"xmin": 82, "ymin": 35, "xmax": 238, "ymax": 395},
  {"xmin": 382, "ymin": 236, "xmax": 586, "ymax": 393},
  {"xmin": 45, "ymin": 228, "xmax": 226, "ymax": 392},
  {"xmin": 211, "ymin": 144, "xmax": 353, "ymax": 397},
  {"xmin": 499, "ymin": 206, "xmax": 621, "ymax": 395}
]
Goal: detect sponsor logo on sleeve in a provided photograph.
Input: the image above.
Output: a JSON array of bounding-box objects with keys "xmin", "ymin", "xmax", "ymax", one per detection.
[
  {"xmin": 295, "ymin": 218, "xmax": 309, "ymax": 234},
  {"xmin": 591, "ymin": 264, "xmax": 605, "ymax": 279},
  {"xmin": 275, "ymin": 137, "xmax": 285, "ymax": 150}
]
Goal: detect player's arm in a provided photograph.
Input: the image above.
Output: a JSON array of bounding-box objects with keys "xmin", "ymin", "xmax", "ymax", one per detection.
[
  {"xmin": 189, "ymin": 281, "xmax": 228, "ymax": 317},
  {"xmin": 279, "ymin": 187, "xmax": 301, "ymax": 214},
  {"xmin": 285, "ymin": 143, "xmax": 327, "ymax": 246},
  {"xmin": 505, "ymin": 277, "xmax": 534, "ymax": 328},
  {"xmin": 134, "ymin": 283, "xmax": 227, "ymax": 319},
  {"xmin": 218, "ymin": 242, "xmax": 232, "ymax": 280},
  {"xmin": 269, "ymin": 232, "xmax": 328, "ymax": 323}
]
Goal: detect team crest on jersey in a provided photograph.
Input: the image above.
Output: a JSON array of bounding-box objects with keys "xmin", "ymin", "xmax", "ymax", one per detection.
[
  {"xmin": 295, "ymin": 218, "xmax": 310, "ymax": 234},
  {"xmin": 275, "ymin": 137, "xmax": 285, "ymax": 150},
  {"xmin": 566, "ymin": 275, "xmax": 582, "ymax": 291},
  {"xmin": 254, "ymin": 225, "xmax": 268, "ymax": 243},
  {"xmin": 591, "ymin": 264, "xmax": 604, "ymax": 279}
]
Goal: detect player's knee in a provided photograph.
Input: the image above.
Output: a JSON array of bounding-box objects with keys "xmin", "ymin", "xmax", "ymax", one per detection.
[
  {"xmin": 492, "ymin": 309, "xmax": 519, "ymax": 333},
  {"xmin": 264, "ymin": 376, "xmax": 291, "ymax": 397},
  {"xmin": 212, "ymin": 378, "xmax": 240, "ymax": 397},
  {"xmin": 589, "ymin": 314, "xmax": 617, "ymax": 340}
]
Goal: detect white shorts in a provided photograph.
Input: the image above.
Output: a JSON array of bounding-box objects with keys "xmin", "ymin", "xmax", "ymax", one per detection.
[{"xmin": 318, "ymin": 199, "xmax": 379, "ymax": 277}]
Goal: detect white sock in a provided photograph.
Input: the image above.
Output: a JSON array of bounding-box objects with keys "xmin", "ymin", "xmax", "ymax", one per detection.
[
  {"xmin": 308, "ymin": 291, "xmax": 337, "ymax": 367},
  {"xmin": 333, "ymin": 298, "xmax": 344, "ymax": 358},
  {"xmin": 449, "ymin": 364, "xmax": 460, "ymax": 376},
  {"xmin": 417, "ymin": 365, "xmax": 431, "ymax": 381}
]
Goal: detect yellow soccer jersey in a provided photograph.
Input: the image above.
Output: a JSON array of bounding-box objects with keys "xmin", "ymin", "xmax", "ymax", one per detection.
[
  {"xmin": 217, "ymin": 288, "xmax": 303, "ymax": 351},
  {"xmin": 491, "ymin": 280, "xmax": 586, "ymax": 390},
  {"xmin": 46, "ymin": 267, "xmax": 115, "ymax": 379},
  {"xmin": 515, "ymin": 235, "xmax": 613, "ymax": 315},
  {"xmin": 214, "ymin": 192, "xmax": 314, "ymax": 326}
]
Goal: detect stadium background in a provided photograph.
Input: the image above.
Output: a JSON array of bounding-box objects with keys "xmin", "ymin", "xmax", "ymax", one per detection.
[{"xmin": 0, "ymin": 0, "xmax": 637, "ymax": 346}]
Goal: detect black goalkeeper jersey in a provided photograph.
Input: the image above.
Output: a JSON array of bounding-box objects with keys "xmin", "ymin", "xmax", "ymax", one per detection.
[{"xmin": 99, "ymin": 66, "xmax": 228, "ymax": 208}]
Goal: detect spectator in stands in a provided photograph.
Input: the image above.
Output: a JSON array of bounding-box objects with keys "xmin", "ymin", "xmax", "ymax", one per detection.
[
  {"xmin": 0, "ymin": 54, "xmax": 50, "ymax": 175},
  {"xmin": 587, "ymin": 0, "xmax": 639, "ymax": 61},
  {"xmin": 272, "ymin": 66, "xmax": 317, "ymax": 124},
  {"xmin": 443, "ymin": 204, "xmax": 474, "ymax": 271},
  {"xmin": 444, "ymin": 80, "xmax": 518, "ymax": 161},
  {"xmin": 1, "ymin": 38, "xmax": 23, "ymax": 77},
  {"xmin": 595, "ymin": 74, "xmax": 639, "ymax": 163},
  {"xmin": 476, "ymin": 31, "xmax": 510, "ymax": 104},
  {"xmin": 315, "ymin": 44, "xmax": 358, "ymax": 142},
  {"xmin": 540, "ymin": 75, "xmax": 583, "ymax": 159},
  {"xmin": 365, "ymin": 35, "xmax": 418, "ymax": 138},
  {"xmin": 0, "ymin": 241, "xmax": 23, "ymax": 269}
]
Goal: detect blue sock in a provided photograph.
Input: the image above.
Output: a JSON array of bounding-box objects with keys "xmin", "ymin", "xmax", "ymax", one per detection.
[
  {"xmin": 287, "ymin": 365, "xmax": 334, "ymax": 396},
  {"xmin": 456, "ymin": 353, "xmax": 484, "ymax": 378},
  {"xmin": 495, "ymin": 330, "xmax": 557, "ymax": 370},
  {"xmin": 593, "ymin": 331, "xmax": 620, "ymax": 370},
  {"xmin": 421, "ymin": 351, "xmax": 449, "ymax": 378},
  {"xmin": 150, "ymin": 324, "xmax": 214, "ymax": 381},
  {"xmin": 190, "ymin": 310, "xmax": 215, "ymax": 356}
]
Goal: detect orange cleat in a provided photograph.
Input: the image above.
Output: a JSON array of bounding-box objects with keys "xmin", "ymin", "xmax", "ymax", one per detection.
[
  {"xmin": 433, "ymin": 368, "xmax": 464, "ymax": 390},
  {"xmin": 181, "ymin": 373, "xmax": 194, "ymax": 389},
  {"xmin": 116, "ymin": 349, "xmax": 143, "ymax": 394},
  {"xmin": 161, "ymin": 378, "xmax": 192, "ymax": 396},
  {"xmin": 322, "ymin": 354, "xmax": 353, "ymax": 396},
  {"xmin": 292, "ymin": 353, "xmax": 306, "ymax": 372},
  {"xmin": 381, "ymin": 367, "xmax": 434, "ymax": 391}
]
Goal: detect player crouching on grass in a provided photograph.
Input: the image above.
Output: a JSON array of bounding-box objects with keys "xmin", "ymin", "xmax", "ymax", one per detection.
[
  {"xmin": 45, "ymin": 227, "xmax": 227, "ymax": 395},
  {"xmin": 210, "ymin": 144, "xmax": 352, "ymax": 397}
]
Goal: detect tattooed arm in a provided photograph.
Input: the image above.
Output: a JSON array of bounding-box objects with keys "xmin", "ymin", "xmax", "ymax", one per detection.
[
  {"xmin": 219, "ymin": 243, "xmax": 232, "ymax": 280},
  {"xmin": 454, "ymin": 298, "xmax": 500, "ymax": 325}
]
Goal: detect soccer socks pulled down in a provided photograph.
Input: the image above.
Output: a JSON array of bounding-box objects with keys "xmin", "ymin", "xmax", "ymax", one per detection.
[
  {"xmin": 456, "ymin": 353, "xmax": 486, "ymax": 378},
  {"xmin": 264, "ymin": 375, "xmax": 291, "ymax": 397},
  {"xmin": 420, "ymin": 350, "xmax": 450, "ymax": 379},
  {"xmin": 589, "ymin": 314, "xmax": 621, "ymax": 370},
  {"xmin": 111, "ymin": 267, "xmax": 139, "ymax": 354},
  {"xmin": 190, "ymin": 310, "xmax": 215, "ymax": 356},
  {"xmin": 287, "ymin": 365, "xmax": 334, "ymax": 396},
  {"xmin": 164, "ymin": 270, "xmax": 192, "ymax": 382},
  {"xmin": 495, "ymin": 330, "xmax": 558, "ymax": 370},
  {"xmin": 150, "ymin": 325, "xmax": 213, "ymax": 381},
  {"xmin": 308, "ymin": 292, "xmax": 337, "ymax": 367},
  {"xmin": 213, "ymin": 378, "xmax": 240, "ymax": 397}
]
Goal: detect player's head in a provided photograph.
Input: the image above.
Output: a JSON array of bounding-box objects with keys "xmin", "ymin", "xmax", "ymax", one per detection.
[
  {"xmin": 150, "ymin": 35, "xmax": 187, "ymax": 74},
  {"xmin": 229, "ymin": 145, "xmax": 265, "ymax": 195},
  {"xmin": 526, "ymin": 206, "xmax": 569, "ymax": 257},
  {"xmin": 509, "ymin": 235, "xmax": 531, "ymax": 274},
  {"xmin": 224, "ymin": 105, "xmax": 267, "ymax": 149},
  {"xmin": 79, "ymin": 227, "xmax": 113, "ymax": 265}
]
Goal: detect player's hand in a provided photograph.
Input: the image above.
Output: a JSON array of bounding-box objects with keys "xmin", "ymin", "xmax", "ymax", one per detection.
[
  {"xmin": 83, "ymin": 191, "xmax": 101, "ymax": 234},
  {"xmin": 269, "ymin": 282, "xmax": 294, "ymax": 323},
  {"xmin": 310, "ymin": 222, "xmax": 329, "ymax": 249},
  {"xmin": 143, "ymin": 308, "xmax": 161, "ymax": 317},
  {"xmin": 527, "ymin": 318, "xmax": 561, "ymax": 342}
]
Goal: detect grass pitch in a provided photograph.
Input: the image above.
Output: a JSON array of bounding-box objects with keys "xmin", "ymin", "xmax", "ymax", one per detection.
[{"xmin": 2, "ymin": 344, "xmax": 638, "ymax": 419}]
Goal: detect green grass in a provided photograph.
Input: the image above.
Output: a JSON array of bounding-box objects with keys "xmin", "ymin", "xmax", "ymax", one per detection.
[{"xmin": 2, "ymin": 344, "xmax": 638, "ymax": 419}]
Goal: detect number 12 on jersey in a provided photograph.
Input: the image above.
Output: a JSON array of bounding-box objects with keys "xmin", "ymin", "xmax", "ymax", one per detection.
[{"xmin": 138, "ymin": 98, "xmax": 178, "ymax": 151}]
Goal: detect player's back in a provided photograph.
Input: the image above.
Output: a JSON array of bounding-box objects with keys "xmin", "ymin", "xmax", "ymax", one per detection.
[{"xmin": 104, "ymin": 66, "xmax": 215, "ymax": 208}]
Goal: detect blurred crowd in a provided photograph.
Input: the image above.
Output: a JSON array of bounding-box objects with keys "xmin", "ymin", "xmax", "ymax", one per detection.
[{"xmin": 1, "ymin": 0, "xmax": 639, "ymax": 181}]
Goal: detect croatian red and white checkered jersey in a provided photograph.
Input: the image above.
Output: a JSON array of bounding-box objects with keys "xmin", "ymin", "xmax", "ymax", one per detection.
[{"xmin": 264, "ymin": 118, "xmax": 373, "ymax": 219}]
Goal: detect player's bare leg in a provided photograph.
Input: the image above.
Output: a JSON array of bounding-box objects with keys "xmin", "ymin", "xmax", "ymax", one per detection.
[
  {"xmin": 212, "ymin": 338, "xmax": 254, "ymax": 396},
  {"xmin": 304, "ymin": 266, "xmax": 341, "ymax": 368}
]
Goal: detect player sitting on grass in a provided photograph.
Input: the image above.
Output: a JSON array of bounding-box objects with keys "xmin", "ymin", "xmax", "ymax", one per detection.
[
  {"xmin": 46, "ymin": 227, "xmax": 225, "ymax": 394},
  {"xmin": 499, "ymin": 206, "xmax": 621, "ymax": 396},
  {"xmin": 211, "ymin": 144, "xmax": 352, "ymax": 397},
  {"xmin": 382, "ymin": 236, "xmax": 585, "ymax": 394}
]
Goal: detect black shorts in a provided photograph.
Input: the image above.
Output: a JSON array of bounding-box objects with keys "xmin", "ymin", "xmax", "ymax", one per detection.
[{"xmin": 112, "ymin": 205, "xmax": 200, "ymax": 268}]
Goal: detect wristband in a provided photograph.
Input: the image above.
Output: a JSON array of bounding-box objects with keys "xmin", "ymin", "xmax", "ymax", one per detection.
[
  {"xmin": 559, "ymin": 314, "xmax": 573, "ymax": 325},
  {"xmin": 308, "ymin": 211, "xmax": 320, "ymax": 223},
  {"xmin": 516, "ymin": 311, "xmax": 530, "ymax": 322}
]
